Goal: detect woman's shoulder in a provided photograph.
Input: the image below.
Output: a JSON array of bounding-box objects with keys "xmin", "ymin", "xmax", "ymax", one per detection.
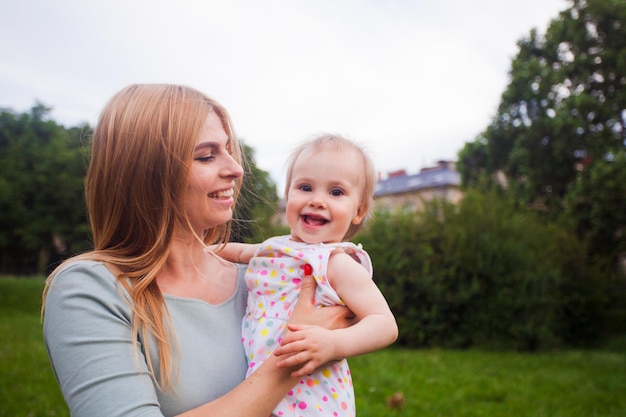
[
  {"xmin": 56, "ymin": 258, "xmax": 110, "ymax": 272},
  {"xmin": 46, "ymin": 259, "xmax": 127, "ymax": 308},
  {"xmin": 53, "ymin": 259, "xmax": 116, "ymax": 285}
]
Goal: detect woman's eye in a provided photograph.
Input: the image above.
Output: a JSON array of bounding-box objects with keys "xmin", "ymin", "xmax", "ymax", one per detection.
[{"xmin": 194, "ymin": 155, "xmax": 214, "ymax": 163}]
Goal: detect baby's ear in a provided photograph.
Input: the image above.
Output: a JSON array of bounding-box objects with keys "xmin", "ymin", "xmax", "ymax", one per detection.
[
  {"xmin": 352, "ymin": 206, "xmax": 367, "ymax": 225},
  {"xmin": 351, "ymin": 214, "xmax": 363, "ymax": 225}
]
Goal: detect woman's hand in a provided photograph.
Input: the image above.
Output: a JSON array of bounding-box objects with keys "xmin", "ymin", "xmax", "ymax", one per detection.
[
  {"xmin": 287, "ymin": 269, "xmax": 355, "ymax": 329},
  {"xmin": 273, "ymin": 268, "xmax": 356, "ymax": 376}
]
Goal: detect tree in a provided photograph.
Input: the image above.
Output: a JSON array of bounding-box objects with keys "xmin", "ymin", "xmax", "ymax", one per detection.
[
  {"xmin": 230, "ymin": 142, "xmax": 283, "ymax": 243},
  {"xmin": 564, "ymin": 155, "xmax": 626, "ymax": 261},
  {"xmin": 461, "ymin": 0, "xmax": 626, "ymax": 200},
  {"xmin": 0, "ymin": 104, "xmax": 91, "ymax": 274},
  {"xmin": 458, "ymin": 0, "xmax": 626, "ymax": 263}
]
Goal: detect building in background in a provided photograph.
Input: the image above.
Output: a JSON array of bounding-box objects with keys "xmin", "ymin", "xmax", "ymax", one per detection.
[{"xmin": 374, "ymin": 160, "xmax": 462, "ymax": 212}]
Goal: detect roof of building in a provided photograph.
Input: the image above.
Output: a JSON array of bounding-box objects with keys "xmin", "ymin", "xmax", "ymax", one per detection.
[{"xmin": 374, "ymin": 168, "xmax": 461, "ymax": 197}]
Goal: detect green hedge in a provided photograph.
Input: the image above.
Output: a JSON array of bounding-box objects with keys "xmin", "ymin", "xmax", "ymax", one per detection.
[{"xmin": 358, "ymin": 189, "xmax": 625, "ymax": 351}]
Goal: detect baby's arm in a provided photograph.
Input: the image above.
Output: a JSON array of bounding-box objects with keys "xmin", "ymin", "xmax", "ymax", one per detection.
[
  {"xmin": 212, "ymin": 242, "xmax": 260, "ymax": 264},
  {"xmin": 275, "ymin": 251, "xmax": 398, "ymax": 376}
]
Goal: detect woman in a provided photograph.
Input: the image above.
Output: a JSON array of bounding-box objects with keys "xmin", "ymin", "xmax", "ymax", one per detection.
[{"xmin": 42, "ymin": 84, "xmax": 350, "ymax": 417}]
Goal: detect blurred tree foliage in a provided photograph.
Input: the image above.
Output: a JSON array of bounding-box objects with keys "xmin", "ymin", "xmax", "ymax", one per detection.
[
  {"xmin": 458, "ymin": 0, "xmax": 626, "ymax": 264},
  {"xmin": 0, "ymin": 104, "xmax": 91, "ymax": 274},
  {"xmin": 231, "ymin": 142, "xmax": 287, "ymax": 243}
]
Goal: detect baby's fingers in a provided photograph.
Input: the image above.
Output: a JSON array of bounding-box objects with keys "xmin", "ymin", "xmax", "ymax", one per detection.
[
  {"xmin": 290, "ymin": 362, "xmax": 317, "ymax": 378},
  {"xmin": 274, "ymin": 338, "xmax": 306, "ymax": 359},
  {"xmin": 275, "ymin": 349, "xmax": 308, "ymax": 367},
  {"xmin": 276, "ymin": 351, "xmax": 317, "ymax": 377}
]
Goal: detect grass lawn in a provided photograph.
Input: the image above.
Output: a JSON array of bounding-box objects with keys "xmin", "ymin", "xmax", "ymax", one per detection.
[
  {"xmin": 350, "ymin": 348, "xmax": 626, "ymax": 417},
  {"xmin": 0, "ymin": 278, "xmax": 67, "ymax": 417},
  {"xmin": 1, "ymin": 277, "xmax": 625, "ymax": 417}
]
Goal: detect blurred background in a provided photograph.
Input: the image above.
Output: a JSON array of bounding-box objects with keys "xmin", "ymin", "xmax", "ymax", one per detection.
[{"xmin": 1, "ymin": 0, "xmax": 624, "ymax": 356}]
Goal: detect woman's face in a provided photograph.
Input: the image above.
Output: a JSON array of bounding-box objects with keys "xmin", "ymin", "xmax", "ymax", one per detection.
[{"xmin": 184, "ymin": 111, "xmax": 243, "ymax": 234}]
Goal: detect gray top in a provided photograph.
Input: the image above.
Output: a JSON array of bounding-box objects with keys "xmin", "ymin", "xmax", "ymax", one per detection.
[{"xmin": 43, "ymin": 259, "xmax": 248, "ymax": 417}]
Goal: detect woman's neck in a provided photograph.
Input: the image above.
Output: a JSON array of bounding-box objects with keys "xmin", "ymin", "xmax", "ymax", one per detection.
[{"xmin": 157, "ymin": 237, "xmax": 238, "ymax": 304}]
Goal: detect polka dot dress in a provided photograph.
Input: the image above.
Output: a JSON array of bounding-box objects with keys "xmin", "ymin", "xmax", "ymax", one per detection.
[{"xmin": 242, "ymin": 235, "xmax": 372, "ymax": 417}]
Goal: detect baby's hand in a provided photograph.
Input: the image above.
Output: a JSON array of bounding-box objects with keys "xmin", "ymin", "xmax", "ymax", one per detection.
[{"xmin": 274, "ymin": 324, "xmax": 339, "ymax": 378}]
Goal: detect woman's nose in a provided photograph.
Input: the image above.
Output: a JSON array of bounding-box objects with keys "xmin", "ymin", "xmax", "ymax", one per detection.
[{"xmin": 222, "ymin": 153, "xmax": 244, "ymax": 179}]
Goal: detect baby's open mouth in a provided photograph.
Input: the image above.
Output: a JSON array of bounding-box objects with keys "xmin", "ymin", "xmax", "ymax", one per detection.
[{"xmin": 302, "ymin": 215, "xmax": 328, "ymax": 226}]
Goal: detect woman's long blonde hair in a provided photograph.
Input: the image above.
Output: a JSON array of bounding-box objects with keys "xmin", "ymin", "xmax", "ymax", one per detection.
[{"xmin": 42, "ymin": 84, "xmax": 243, "ymax": 390}]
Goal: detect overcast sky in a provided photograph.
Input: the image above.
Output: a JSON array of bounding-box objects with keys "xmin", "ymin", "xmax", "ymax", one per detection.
[{"xmin": 1, "ymin": 0, "xmax": 566, "ymax": 194}]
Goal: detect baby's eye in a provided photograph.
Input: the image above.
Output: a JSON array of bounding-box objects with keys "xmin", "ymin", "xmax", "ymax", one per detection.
[
  {"xmin": 298, "ymin": 184, "xmax": 312, "ymax": 192},
  {"xmin": 330, "ymin": 188, "xmax": 344, "ymax": 197}
]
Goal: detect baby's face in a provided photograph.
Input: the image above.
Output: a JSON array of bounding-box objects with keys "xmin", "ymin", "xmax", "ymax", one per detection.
[{"xmin": 285, "ymin": 146, "xmax": 365, "ymax": 244}]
